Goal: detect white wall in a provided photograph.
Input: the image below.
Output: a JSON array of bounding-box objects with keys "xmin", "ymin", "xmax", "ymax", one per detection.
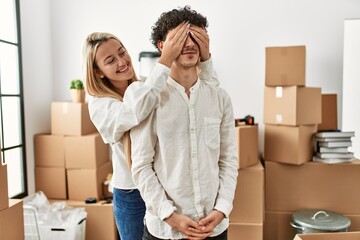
[
  {"xmin": 20, "ymin": 0, "xmax": 360, "ymax": 194},
  {"xmin": 20, "ymin": 0, "xmax": 53, "ymax": 195},
  {"xmin": 343, "ymin": 19, "xmax": 360, "ymax": 158}
]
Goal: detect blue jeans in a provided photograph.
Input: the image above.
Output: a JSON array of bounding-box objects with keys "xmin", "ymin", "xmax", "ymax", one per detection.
[
  {"xmin": 143, "ymin": 224, "xmax": 228, "ymax": 240},
  {"xmin": 113, "ymin": 188, "xmax": 146, "ymax": 240}
]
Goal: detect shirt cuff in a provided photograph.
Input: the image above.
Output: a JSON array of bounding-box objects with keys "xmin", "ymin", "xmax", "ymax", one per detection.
[
  {"xmin": 214, "ymin": 198, "xmax": 233, "ymax": 218},
  {"xmin": 158, "ymin": 200, "xmax": 177, "ymax": 221}
]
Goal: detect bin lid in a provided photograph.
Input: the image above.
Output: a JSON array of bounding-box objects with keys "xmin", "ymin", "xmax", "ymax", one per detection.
[
  {"xmin": 139, "ymin": 51, "xmax": 161, "ymax": 61},
  {"xmin": 292, "ymin": 209, "xmax": 351, "ymax": 231}
]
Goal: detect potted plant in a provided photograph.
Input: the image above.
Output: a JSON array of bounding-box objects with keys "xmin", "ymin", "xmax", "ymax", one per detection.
[{"xmin": 70, "ymin": 79, "xmax": 85, "ymax": 103}]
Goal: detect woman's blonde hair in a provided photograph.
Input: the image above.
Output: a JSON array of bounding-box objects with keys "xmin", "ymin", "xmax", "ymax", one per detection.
[
  {"xmin": 82, "ymin": 32, "xmax": 138, "ymax": 100},
  {"xmin": 82, "ymin": 32, "xmax": 137, "ymax": 167}
]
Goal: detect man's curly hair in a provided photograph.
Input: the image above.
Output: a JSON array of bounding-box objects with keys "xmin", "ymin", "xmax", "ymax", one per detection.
[{"xmin": 151, "ymin": 6, "xmax": 208, "ymax": 51}]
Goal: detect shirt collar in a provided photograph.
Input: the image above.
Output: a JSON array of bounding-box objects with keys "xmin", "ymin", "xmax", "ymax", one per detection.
[{"xmin": 167, "ymin": 76, "xmax": 201, "ymax": 93}]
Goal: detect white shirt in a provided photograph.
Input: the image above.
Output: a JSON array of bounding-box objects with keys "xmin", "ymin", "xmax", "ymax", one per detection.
[
  {"xmin": 88, "ymin": 59, "xmax": 218, "ymax": 189},
  {"xmin": 131, "ymin": 78, "xmax": 238, "ymax": 239}
]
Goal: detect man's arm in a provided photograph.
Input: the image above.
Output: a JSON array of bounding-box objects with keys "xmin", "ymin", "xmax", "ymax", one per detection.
[
  {"xmin": 130, "ymin": 111, "xmax": 176, "ymax": 220},
  {"xmin": 197, "ymin": 91, "xmax": 239, "ymax": 232}
]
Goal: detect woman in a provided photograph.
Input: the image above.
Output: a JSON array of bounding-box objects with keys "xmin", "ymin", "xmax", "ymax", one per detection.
[{"xmin": 82, "ymin": 22, "xmax": 218, "ymax": 240}]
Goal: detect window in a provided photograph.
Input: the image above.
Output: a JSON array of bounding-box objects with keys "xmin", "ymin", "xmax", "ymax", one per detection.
[{"xmin": 0, "ymin": 0, "xmax": 27, "ymax": 198}]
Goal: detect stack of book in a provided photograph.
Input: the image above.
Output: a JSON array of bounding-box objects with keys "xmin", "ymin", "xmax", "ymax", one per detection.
[{"xmin": 313, "ymin": 130, "xmax": 355, "ymax": 163}]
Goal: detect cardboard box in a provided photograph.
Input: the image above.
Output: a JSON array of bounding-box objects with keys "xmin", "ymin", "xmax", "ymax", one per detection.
[
  {"xmin": 318, "ymin": 94, "xmax": 338, "ymax": 131},
  {"xmin": 235, "ymin": 125, "xmax": 259, "ymax": 169},
  {"xmin": 34, "ymin": 133, "xmax": 65, "ymax": 167},
  {"xmin": 51, "ymin": 102, "xmax": 97, "ymax": 136},
  {"xmin": 264, "ymin": 211, "xmax": 296, "ymax": 240},
  {"xmin": 65, "ymin": 133, "xmax": 109, "ymax": 169},
  {"xmin": 264, "ymin": 124, "xmax": 317, "ymax": 165},
  {"xmin": 265, "ymin": 160, "xmax": 360, "ymax": 214},
  {"xmin": 228, "ymin": 222, "xmax": 263, "ymax": 240},
  {"xmin": 65, "ymin": 200, "xmax": 119, "ymax": 240},
  {"xmin": 265, "ymin": 46, "xmax": 306, "ymax": 86},
  {"xmin": 0, "ymin": 164, "xmax": 9, "ymax": 211},
  {"xmin": 294, "ymin": 232, "xmax": 360, "ymax": 240},
  {"xmin": 0, "ymin": 199, "xmax": 24, "ymax": 240},
  {"xmin": 67, "ymin": 161, "xmax": 112, "ymax": 201},
  {"xmin": 264, "ymin": 86, "xmax": 321, "ymax": 126},
  {"xmin": 265, "ymin": 211, "xmax": 360, "ymax": 240},
  {"xmin": 230, "ymin": 162, "xmax": 264, "ymax": 223},
  {"xmin": 35, "ymin": 167, "xmax": 67, "ymax": 199}
]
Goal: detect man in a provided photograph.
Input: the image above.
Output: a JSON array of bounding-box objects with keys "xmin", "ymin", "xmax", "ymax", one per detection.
[{"xmin": 131, "ymin": 6, "xmax": 238, "ymax": 240}]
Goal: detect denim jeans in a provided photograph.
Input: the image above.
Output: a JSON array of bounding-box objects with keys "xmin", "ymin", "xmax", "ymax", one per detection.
[
  {"xmin": 143, "ymin": 224, "xmax": 228, "ymax": 240},
  {"xmin": 113, "ymin": 188, "xmax": 146, "ymax": 240}
]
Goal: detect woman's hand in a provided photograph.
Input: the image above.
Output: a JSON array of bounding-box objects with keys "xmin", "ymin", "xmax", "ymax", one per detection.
[
  {"xmin": 189, "ymin": 25, "xmax": 210, "ymax": 62},
  {"xmin": 158, "ymin": 22, "xmax": 190, "ymax": 67}
]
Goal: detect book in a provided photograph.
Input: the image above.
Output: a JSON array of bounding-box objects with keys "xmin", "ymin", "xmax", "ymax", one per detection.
[
  {"xmin": 315, "ymin": 131, "xmax": 355, "ymax": 138},
  {"xmin": 312, "ymin": 156, "xmax": 353, "ymax": 164},
  {"xmin": 316, "ymin": 152, "xmax": 354, "ymax": 159},
  {"xmin": 318, "ymin": 141, "xmax": 352, "ymax": 148},
  {"xmin": 315, "ymin": 137, "xmax": 352, "ymax": 142},
  {"xmin": 317, "ymin": 147, "xmax": 349, "ymax": 153}
]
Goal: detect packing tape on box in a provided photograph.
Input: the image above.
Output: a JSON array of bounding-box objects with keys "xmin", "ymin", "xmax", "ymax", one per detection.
[
  {"xmin": 276, "ymin": 114, "xmax": 283, "ymax": 123},
  {"xmin": 276, "ymin": 86, "xmax": 283, "ymax": 98}
]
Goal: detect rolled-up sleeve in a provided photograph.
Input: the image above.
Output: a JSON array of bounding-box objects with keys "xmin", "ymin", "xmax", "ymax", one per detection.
[{"xmin": 198, "ymin": 57, "xmax": 219, "ymax": 86}]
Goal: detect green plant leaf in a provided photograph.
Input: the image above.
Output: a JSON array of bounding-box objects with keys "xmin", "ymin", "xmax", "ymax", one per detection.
[{"xmin": 70, "ymin": 79, "xmax": 84, "ymax": 89}]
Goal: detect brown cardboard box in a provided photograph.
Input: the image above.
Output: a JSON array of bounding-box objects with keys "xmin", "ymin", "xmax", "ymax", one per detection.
[
  {"xmin": 35, "ymin": 167, "xmax": 67, "ymax": 199},
  {"xmin": 34, "ymin": 133, "xmax": 65, "ymax": 167},
  {"xmin": 235, "ymin": 125, "xmax": 259, "ymax": 169},
  {"xmin": 228, "ymin": 222, "xmax": 263, "ymax": 240},
  {"xmin": 265, "ymin": 160, "xmax": 360, "ymax": 214},
  {"xmin": 264, "ymin": 211, "xmax": 295, "ymax": 240},
  {"xmin": 265, "ymin": 211, "xmax": 360, "ymax": 240},
  {"xmin": 264, "ymin": 86, "xmax": 321, "ymax": 126},
  {"xmin": 230, "ymin": 162, "xmax": 264, "ymax": 223},
  {"xmin": 264, "ymin": 124, "xmax": 317, "ymax": 165},
  {"xmin": 0, "ymin": 199, "xmax": 24, "ymax": 240},
  {"xmin": 294, "ymin": 232, "xmax": 360, "ymax": 240},
  {"xmin": 64, "ymin": 200, "xmax": 119, "ymax": 240},
  {"xmin": 67, "ymin": 161, "xmax": 112, "ymax": 201},
  {"xmin": 65, "ymin": 133, "xmax": 109, "ymax": 169},
  {"xmin": 318, "ymin": 94, "xmax": 338, "ymax": 131},
  {"xmin": 51, "ymin": 102, "xmax": 97, "ymax": 136},
  {"xmin": 265, "ymin": 46, "xmax": 306, "ymax": 86},
  {"xmin": 0, "ymin": 164, "xmax": 9, "ymax": 211}
]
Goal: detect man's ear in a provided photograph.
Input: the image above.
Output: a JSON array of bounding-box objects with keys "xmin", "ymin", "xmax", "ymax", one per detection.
[{"xmin": 157, "ymin": 40, "xmax": 164, "ymax": 51}]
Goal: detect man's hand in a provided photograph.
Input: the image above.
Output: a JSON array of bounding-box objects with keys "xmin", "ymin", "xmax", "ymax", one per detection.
[
  {"xmin": 165, "ymin": 212, "xmax": 212, "ymax": 240},
  {"xmin": 189, "ymin": 25, "xmax": 210, "ymax": 62},
  {"xmin": 158, "ymin": 22, "xmax": 190, "ymax": 68},
  {"xmin": 196, "ymin": 210, "xmax": 225, "ymax": 234}
]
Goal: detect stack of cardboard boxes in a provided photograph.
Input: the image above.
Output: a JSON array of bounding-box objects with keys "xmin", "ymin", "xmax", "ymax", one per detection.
[
  {"xmin": 34, "ymin": 101, "xmax": 118, "ymax": 240},
  {"xmin": 0, "ymin": 150, "xmax": 24, "ymax": 239},
  {"xmin": 263, "ymin": 46, "xmax": 360, "ymax": 240},
  {"xmin": 228, "ymin": 124, "xmax": 265, "ymax": 239}
]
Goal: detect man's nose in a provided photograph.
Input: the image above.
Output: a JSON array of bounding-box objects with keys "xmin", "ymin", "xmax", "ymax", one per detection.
[{"xmin": 185, "ymin": 35, "xmax": 196, "ymax": 47}]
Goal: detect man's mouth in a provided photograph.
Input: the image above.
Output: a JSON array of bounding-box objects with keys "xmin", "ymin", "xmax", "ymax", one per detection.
[{"xmin": 182, "ymin": 51, "xmax": 197, "ymax": 55}]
